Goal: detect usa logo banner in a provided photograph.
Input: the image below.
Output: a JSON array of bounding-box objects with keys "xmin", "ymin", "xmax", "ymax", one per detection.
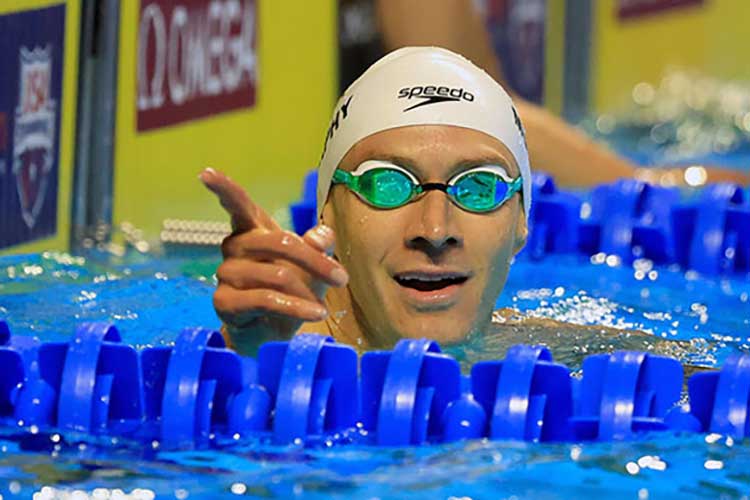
[{"xmin": 0, "ymin": 5, "xmax": 65, "ymax": 250}]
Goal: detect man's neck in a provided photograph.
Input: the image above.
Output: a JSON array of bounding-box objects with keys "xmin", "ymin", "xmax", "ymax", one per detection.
[{"xmin": 299, "ymin": 285, "xmax": 404, "ymax": 352}]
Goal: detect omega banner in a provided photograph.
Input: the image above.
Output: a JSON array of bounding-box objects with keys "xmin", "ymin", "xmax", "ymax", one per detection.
[{"xmin": 136, "ymin": 0, "xmax": 257, "ymax": 131}]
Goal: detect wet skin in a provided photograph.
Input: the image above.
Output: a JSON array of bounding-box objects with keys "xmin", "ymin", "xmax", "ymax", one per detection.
[
  {"xmin": 202, "ymin": 125, "xmax": 527, "ymax": 354},
  {"xmin": 312, "ymin": 125, "xmax": 527, "ymax": 347}
]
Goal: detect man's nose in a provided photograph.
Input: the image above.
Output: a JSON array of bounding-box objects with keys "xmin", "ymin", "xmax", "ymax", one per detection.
[{"xmin": 404, "ymin": 189, "xmax": 463, "ymax": 253}]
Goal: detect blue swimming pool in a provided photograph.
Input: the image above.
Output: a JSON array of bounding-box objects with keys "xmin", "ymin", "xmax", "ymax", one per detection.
[{"xmin": 1, "ymin": 248, "xmax": 749, "ymax": 499}]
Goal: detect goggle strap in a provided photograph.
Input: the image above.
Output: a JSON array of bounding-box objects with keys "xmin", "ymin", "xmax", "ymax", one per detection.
[
  {"xmin": 509, "ymin": 176, "xmax": 523, "ymax": 195},
  {"xmin": 332, "ymin": 168, "xmax": 353, "ymax": 185}
]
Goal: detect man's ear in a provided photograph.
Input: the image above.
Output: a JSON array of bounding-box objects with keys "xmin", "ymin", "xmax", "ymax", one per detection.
[{"xmin": 513, "ymin": 209, "xmax": 528, "ymax": 255}]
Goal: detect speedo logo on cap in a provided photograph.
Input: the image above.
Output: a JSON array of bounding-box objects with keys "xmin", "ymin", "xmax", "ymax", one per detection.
[{"xmin": 398, "ymin": 85, "xmax": 475, "ymax": 112}]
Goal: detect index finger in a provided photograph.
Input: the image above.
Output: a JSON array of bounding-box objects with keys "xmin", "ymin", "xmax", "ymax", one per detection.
[{"xmin": 200, "ymin": 167, "xmax": 280, "ymax": 232}]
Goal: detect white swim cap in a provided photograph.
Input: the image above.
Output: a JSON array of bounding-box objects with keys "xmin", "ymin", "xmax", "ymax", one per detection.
[{"xmin": 317, "ymin": 46, "xmax": 531, "ymax": 218}]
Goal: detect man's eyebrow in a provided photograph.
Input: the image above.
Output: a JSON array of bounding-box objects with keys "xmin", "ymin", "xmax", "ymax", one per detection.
[
  {"xmin": 453, "ymin": 156, "xmax": 513, "ymax": 170},
  {"xmin": 449, "ymin": 156, "xmax": 518, "ymax": 178}
]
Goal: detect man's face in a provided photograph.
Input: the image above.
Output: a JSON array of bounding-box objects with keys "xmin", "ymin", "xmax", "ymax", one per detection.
[{"xmin": 322, "ymin": 125, "xmax": 527, "ymax": 345}]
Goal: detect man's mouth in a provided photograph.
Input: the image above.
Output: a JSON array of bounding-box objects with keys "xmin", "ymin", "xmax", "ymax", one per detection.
[{"xmin": 394, "ymin": 271, "xmax": 470, "ymax": 292}]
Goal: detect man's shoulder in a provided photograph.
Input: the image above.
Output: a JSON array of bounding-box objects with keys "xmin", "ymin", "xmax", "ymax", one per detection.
[
  {"xmin": 492, "ymin": 307, "xmax": 571, "ymax": 329},
  {"xmin": 487, "ymin": 307, "xmax": 699, "ymax": 369}
]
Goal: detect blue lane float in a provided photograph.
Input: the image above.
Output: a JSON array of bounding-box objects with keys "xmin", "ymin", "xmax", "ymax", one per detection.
[
  {"xmin": 472, "ymin": 344, "xmax": 572, "ymax": 442},
  {"xmin": 578, "ymin": 179, "xmax": 681, "ymax": 265},
  {"xmin": 141, "ymin": 327, "xmax": 256, "ymax": 445},
  {"xmin": 1, "ymin": 319, "xmax": 749, "ymax": 447},
  {"xmin": 361, "ymin": 339, "xmax": 461, "ymax": 445},
  {"xmin": 4, "ymin": 323, "xmax": 142, "ymax": 433},
  {"xmin": 43, "ymin": 323, "xmax": 142, "ymax": 434},
  {"xmin": 672, "ymin": 183, "xmax": 750, "ymax": 275},
  {"xmin": 685, "ymin": 354, "xmax": 750, "ymax": 439},
  {"xmin": 289, "ymin": 171, "xmax": 750, "ymax": 276},
  {"xmin": 524, "ymin": 174, "xmax": 582, "ymax": 260},
  {"xmin": 571, "ymin": 351, "xmax": 682, "ymax": 441},
  {"xmin": 523, "ymin": 176, "xmax": 749, "ymax": 275},
  {"xmin": 258, "ymin": 334, "xmax": 358, "ymax": 444}
]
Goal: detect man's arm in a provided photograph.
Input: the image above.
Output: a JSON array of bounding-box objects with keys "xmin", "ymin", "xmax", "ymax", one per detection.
[
  {"xmin": 375, "ymin": 0, "xmax": 749, "ymax": 187},
  {"xmin": 484, "ymin": 308, "xmax": 716, "ymax": 383}
]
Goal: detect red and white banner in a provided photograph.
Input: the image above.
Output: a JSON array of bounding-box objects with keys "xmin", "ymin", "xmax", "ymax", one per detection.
[
  {"xmin": 618, "ymin": 0, "xmax": 703, "ymax": 19},
  {"xmin": 136, "ymin": 0, "xmax": 257, "ymax": 131}
]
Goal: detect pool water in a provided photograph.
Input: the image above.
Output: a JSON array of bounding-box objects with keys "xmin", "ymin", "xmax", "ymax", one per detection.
[
  {"xmin": 1, "ymin": 250, "xmax": 749, "ymax": 499},
  {"xmin": 581, "ymin": 69, "xmax": 750, "ymax": 169}
]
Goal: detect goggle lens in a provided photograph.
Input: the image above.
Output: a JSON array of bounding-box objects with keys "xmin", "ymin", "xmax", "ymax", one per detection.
[
  {"xmin": 359, "ymin": 168, "xmax": 414, "ymax": 208},
  {"xmin": 452, "ymin": 171, "xmax": 510, "ymax": 212},
  {"xmin": 334, "ymin": 164, "xmax": 520, "ymax": 213}
]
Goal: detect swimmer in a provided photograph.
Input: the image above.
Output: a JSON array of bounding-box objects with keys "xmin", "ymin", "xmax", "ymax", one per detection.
[{"xmin": 201, "ymin": 47, "xmax": 689, "ymax": 359}]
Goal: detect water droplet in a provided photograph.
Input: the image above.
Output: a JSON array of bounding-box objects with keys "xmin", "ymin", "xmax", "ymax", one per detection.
[{"xmin": 231, "ymin": 483, "xmax": 247, "ymax": 495}]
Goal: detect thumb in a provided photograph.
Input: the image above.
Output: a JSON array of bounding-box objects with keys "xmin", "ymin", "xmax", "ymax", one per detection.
[
  {"xmin": 302, "ymin": 223, "xmax": 336, "ymax": 254},
  {"xmin": 302, "ymin": 224, "xmax": 348, "ymax": 299}
]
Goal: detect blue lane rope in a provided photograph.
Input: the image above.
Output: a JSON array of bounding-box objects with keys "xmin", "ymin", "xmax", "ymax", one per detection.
[{"xmin": 1, "ymin": 318, "xmax": 748, "ymax": 447}]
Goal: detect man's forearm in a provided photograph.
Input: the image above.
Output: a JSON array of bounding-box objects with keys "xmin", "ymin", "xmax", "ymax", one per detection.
[
  {"xmin": 515, "ymin": 99, "xmax": 635, "ymax": 185},
  {"xmin": 376, "ymin": 0, "xmax": 635, "ymax": 186}
]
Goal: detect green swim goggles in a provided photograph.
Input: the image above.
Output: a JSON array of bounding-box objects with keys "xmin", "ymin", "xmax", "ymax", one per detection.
[{"xmin": 332, "ymin": 160, "xmax": 523, "ymax": 213}]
